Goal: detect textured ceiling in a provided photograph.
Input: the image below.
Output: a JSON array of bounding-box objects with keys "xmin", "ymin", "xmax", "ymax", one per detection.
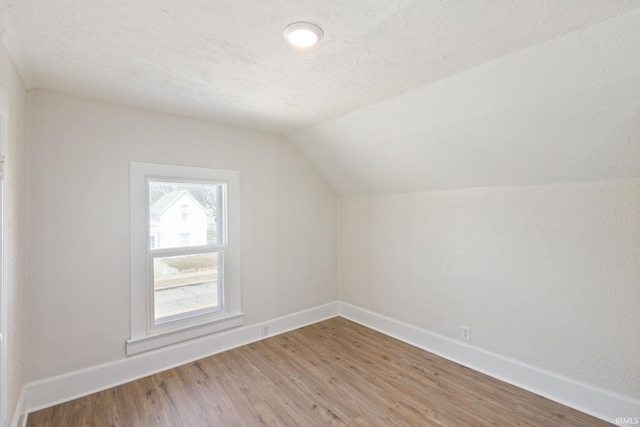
[
  {"xmin": 292, "ymin": 10, "xmax": 639, "ymax": 195},
  {"xmin": 0, "ymin": 0, "xmax": 638, "ymax": 134}
]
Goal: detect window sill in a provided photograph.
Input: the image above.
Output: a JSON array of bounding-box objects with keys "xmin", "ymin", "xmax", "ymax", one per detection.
[{"xmin": 126, "ymin": 313, "xmax": 244, "ymax": 356}]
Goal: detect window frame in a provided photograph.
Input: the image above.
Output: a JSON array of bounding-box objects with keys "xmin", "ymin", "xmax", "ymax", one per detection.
[{"xmin": 127, "ymin": 162, "xmax": 243, "ymax": 356}]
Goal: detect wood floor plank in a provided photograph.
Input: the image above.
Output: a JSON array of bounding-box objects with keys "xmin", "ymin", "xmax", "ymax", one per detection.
[{"xmin": 27, "ymin": 317, "xmax": 613, "ymax": 426}]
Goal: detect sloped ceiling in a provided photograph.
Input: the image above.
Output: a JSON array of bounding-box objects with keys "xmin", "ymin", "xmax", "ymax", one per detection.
[
  {"xmin": 0, "ymin": 1, "xmax": 638, "ymax": 196},
  {"xmin": 0, "ymin": 0, "xmax": 637, "ymax": 135},
  {"xmin": 292, "ymin": 10, "xmax": 640, "ymax": 196}
]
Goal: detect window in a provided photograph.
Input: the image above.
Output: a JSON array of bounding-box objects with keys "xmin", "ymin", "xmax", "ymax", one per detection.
[
  {"xmin": 128, "ymin": 162, "xmax": 242, "ymax": 356},
  {"xmin": 179, "ymin": 232, "xmax": 190, "ymax": 247}
]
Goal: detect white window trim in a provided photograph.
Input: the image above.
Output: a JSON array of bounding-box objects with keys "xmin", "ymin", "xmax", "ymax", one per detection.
[{"xmin": 127, "ymin": 162, "xmax": 243, "ymax": 356}]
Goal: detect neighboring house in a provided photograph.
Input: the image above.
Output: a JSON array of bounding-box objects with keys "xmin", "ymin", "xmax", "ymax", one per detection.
[{"xmin": 150, "ymin": 190, "xmax": 208, "ymax": 248}]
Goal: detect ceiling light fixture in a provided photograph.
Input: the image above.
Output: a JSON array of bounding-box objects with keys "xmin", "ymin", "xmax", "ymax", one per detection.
[{"xmin": 283, "ymin": 22, "xmax": 323, "ymax": 48}]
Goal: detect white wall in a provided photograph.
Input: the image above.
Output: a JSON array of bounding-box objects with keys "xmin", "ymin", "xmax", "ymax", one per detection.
[
  {"xmin": 0, "ymin": 38, "xmax": 27, "ymax": 426},
  {"xmin": 340, "ymin": 179, "xmax": 640, "ymax": 399},
  {"xmin": 290, "ymin": 8, "xmax": 640, "ymax": 408},
  {"xmin": 25, "ymin": 91, "xmax": 338, "ymax": 382}
]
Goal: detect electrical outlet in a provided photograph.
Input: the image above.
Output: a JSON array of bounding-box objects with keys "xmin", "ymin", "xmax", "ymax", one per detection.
[
  {"xmin": 261, "ymin": 324, "xmax": 270, "ymax": 337},
  {"xmin": 461, "ymin": 326, "xmax": 470, "ymax": 341}
]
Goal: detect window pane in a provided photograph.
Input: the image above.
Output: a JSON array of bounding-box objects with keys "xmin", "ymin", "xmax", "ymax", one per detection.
[
  {"xmin": 153, "ymin": 252, "xmax": 222, "ymax": 324},
  {"xmin": 149, "ymin": 181, "xmax": 223, "ymax": 249}
]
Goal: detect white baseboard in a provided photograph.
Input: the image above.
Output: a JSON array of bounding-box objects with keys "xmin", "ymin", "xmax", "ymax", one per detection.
[
  {"xmin": 10, "ymin": 386, "xmax": 26, "ymax": 427},
  {"xmin": 19, "ymin": 301, "xmax": 640, "ymax": 426},
  {"xmin": 339, "ymin": 302, "xmax": 640, "ymax": 426},
  {"xmin": 24, "ymin": 302, "xmax": 339, "ymax": 414}
]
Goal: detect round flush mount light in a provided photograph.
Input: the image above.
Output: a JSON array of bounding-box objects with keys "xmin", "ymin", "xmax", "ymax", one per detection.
[{"xmin": 283, "ymin": 22, "xmax": 323, "ymax": 48}]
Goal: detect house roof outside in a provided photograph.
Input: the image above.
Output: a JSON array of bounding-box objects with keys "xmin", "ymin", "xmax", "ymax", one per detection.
[{"xmin": 150, "ymin": 190, "xmax": 208, "ymax": 219}]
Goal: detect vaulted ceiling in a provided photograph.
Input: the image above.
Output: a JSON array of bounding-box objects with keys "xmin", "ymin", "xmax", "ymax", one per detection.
[
  {"xmin": 0, "ymin": 0, "xmax": 637, "ymax": 134},
  {"xmin": 0, "ymin": 1, "xmax": 638, "ymax": 196},
  {"xmin": 292, "ymin": 9, "xmax": 640, "ymax": 195}
]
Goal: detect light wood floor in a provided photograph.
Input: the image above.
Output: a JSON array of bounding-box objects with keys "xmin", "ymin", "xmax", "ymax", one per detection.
[{"xmin": 27, "ymin": 317, "xmax": 612, "ymax": 426}]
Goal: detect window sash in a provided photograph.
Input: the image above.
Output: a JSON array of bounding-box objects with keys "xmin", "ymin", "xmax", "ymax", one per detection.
[
  {"xmin": 146, "ymin": 179, "xmax": 228, "ymax": 332},
  {"xmin": 147, "ymin": 177, "xmax": 227, "ymax": 249},
  {"xmin": 149, "ymin": 249, "xmax": 226, "ymax": 329},
  {"xmin": 150, "ymin": 244, "xmax": 227, "ymax": 257}
]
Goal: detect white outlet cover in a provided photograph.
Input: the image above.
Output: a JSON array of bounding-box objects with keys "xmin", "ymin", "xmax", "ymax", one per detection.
[{"xmin": 461, "ymin": 326, "xmax": 470, "ymax": 341}]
